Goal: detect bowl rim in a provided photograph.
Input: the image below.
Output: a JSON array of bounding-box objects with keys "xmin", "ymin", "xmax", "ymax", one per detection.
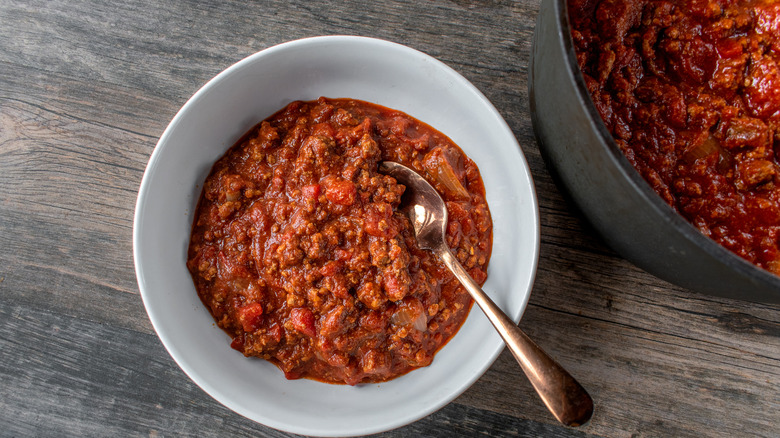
[
  {"xmin": 133, "ymin": 35, "xmax": 541, "ymax": 436},
  {"xmin": 554, "ymin": 0, "xmax": 780, "ymax": 294}
]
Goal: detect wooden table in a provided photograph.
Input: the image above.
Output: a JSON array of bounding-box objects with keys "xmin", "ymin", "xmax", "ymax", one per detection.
[{"xmin": 2, "ymin": 1, "xmax": 778, "ymax": 436}]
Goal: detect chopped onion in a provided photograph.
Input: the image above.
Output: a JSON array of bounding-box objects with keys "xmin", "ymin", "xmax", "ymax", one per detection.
[
  {"xmin": 413, "ymin": 312, "xmax": 428, "ymax": 331},
  {"xmin": 391, "ymin": 309, "xmax": 413, "ymax": 326},
  {"xmin": 681, "ymin": 135, "xmax": 733, "ymax": 172},
  {"xmin": 391, "ymin": 308, "xmax": 429, "ymax": 331},
  {"xmin": 225, "ymin": 190, "xmax": 241, "ymax": 202},
  {"xmin": 428, "ymin": 158, "xmax": 470, "ymax": 200},
  {"xmin": 682, "ymin": 136, "xmax": 719, "ymax": 162}
]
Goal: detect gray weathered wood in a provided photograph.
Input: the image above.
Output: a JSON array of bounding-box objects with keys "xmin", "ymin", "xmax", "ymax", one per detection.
[{"xmin": 1, "ymin": 0, "xmax": 778, "ymax": 437}]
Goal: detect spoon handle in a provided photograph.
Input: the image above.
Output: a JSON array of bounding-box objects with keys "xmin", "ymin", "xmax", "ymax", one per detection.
[{"xmin": 437, "ymin": 247, "xmax": 594, "ymax": 427}]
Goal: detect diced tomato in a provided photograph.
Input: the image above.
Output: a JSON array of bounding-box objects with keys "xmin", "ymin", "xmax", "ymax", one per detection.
[
  {"xmin": 237, "ymin": 302, "xmax": 264, "ymax": 333},
  {"xmin": 334, "ymin": 248, "xmax": 352, "ymax": 261},
  {"xmin": 268, "ymin": 323, "xmax": 283, "ymax": 344},
  {"xmin": 283, "ymin": 369, "xmax": 303, "ymax": 380},
  {"xmin": 325, "ymin": 179, "xmax": 357, "ymax": 205},
  {"xmin": 290, "ymin": 308, "xmax": 316, "ymax": 337},
  {"xmin": 319, "ymin": 306, "xmax": 346, "ymax": 338},
  {"xmin": 469, "ymin": 267, "xmax": 488, "ymax": 284},
  {"xmin": 230, "ymin": 336, "xmax": 244, "ymax": 352},
  {"xmin": 363, "ymin": 203, "xmax": 398, "ymax": 239},
  {"xmin": 756, "ymin": 4, "xmax": 780, "ymax": 43},
  {"xmin": 716, "ymin": 39, "xmax": 743, "ymax": 58},
  {"xmin": 745, "ymin": 58, "xmax": 780, "ymax": 119},
  {"xmin": 302, "ymin": 184, "xmax": 321, "ymax": 200},
  {"xmin": 319, "ymin": 260, "xmax": 342, "ymax": 277}
]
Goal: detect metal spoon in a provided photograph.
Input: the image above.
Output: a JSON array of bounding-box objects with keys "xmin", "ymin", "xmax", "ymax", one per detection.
[{"xmin": 379, "ymin": 161, "xmax": 594, "ymax": 427}]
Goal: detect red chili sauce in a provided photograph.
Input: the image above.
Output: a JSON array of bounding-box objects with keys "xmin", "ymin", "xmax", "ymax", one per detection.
[
  {"xmin": 569, "ymin": 0, "xmax": 780, "ymax": 274},
  {"xmin": 187, "ymin": 98, "xmax": 492, "ymax": 384}
]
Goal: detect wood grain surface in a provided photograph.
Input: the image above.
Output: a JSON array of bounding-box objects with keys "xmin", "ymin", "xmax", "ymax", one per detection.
[{"xmin": 1, "ymin": 0, "xmax": 778, "ymax": 437}]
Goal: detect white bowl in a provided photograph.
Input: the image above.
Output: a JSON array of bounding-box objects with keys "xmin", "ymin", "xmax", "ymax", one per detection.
[{"xmin": 133, "ymin": 36, "xmax": 539, "ymax": 437}]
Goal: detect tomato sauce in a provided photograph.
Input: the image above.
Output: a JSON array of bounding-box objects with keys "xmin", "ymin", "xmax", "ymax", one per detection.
[
  {"xmin": 187, "ymin": 98, "xmax": 492, "ymax": 384},
  {"xmin": 570, "ymin": 0, "xmax": 780, "ymax": 274}
]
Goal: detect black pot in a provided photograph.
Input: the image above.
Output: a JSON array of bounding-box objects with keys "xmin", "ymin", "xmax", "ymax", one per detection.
[{"xmin": 529, "ymin": 0, "xmax": 780, "ymax": 303}]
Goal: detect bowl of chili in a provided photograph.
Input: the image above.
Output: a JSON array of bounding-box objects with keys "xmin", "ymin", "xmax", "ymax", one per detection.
[
  {"xmin": 530, "ymin": 0, "xmax": 780, "ymax": 303},
  {"xmin": 134, "ymin": 36, "xmax": 540, "ymax": 436}
]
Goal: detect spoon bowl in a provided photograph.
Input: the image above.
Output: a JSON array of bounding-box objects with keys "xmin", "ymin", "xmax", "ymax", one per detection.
[{"xmin": 380, "ymin": 161, "xmax": 594, "ymax": 427}]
